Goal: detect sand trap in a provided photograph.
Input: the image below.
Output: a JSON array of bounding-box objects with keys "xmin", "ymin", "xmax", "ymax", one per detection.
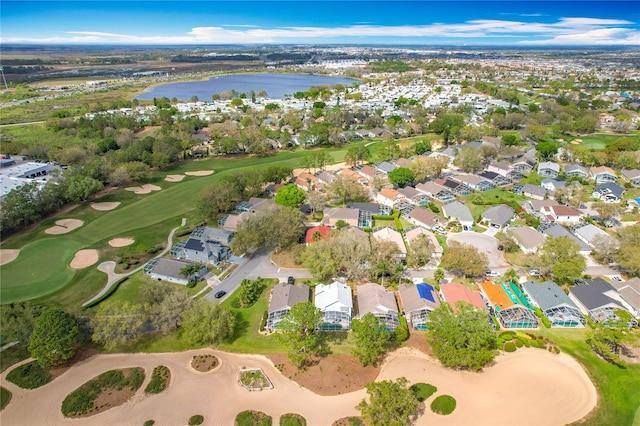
[
  {"xmin": 124, "ymin": 184, "xmax": 162, "ymax": 194},
  {"xmin": 0, "ymin": 249, "xmax": 20, "ymax": 266},
  {"xmin": 70, "ymin": 249, "xmax": 99, "ymax": 269},
  {"xmin": 574, "ymin": 138, "xmax": 583, "ymax": 143},
  {"xmin": 108, "ymin": 238, "xmax": 135, "ymax": 248},
  {"xmin": 165, "ymin": 174, "xmax": 186, "ymax": 182},
  {"xmin": 0, "ymin": 348, "xmax": 597, "ymax": 426},
  {"xmin": 571, "ymin": 141, "xmax": 580, "ymax": 145},
  {"xmin": 44, "ymin": 219, "xmax": 84, "ymax": 235},
  {"xmin": 185, "ymin": 170, "xmax": 214, "ymax": 176},
  {"xmin": 91, "ymin": 202, "xmax": 121, "ymax": 211}
]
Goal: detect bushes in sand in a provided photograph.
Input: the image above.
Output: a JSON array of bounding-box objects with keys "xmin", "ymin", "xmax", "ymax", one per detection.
[
  {"xmin": 189, "ymin": 415, "xmax": 204, "ymax": 425},
  {"xmin": 504, "ymin": 341, "xmax": 517, "ymax": 352},
  {"xmin": 410, "ymin": 383, "xmax": 438, "ymax": 402},
  {"xmin": 279, "ymin": 413, "xmax": 306, "ymax": 426},
  {"xmin": 6, "ymin": 361, "xmax": 52, "ymax": 389},
  {"xmin": 61, "ymin": 368, "xmax": 145, "ymax": 417},
  {"xmin": 235, "ymin": 410, "xmax": 273, "ymax": 426},
  {"xmin": 144, "ymin": 365, "xmax": 170, "ymax": 394},
  {"xmin": 430, "ymin": 395, "xmax": 457, "ymax": 415},
  {"xmin": 1, "ymin": 387, "xmax": 12, "ymax": 410},
  {"xmin": 191, "ymin": 354, "xmax": 219, "ymax": 372}
]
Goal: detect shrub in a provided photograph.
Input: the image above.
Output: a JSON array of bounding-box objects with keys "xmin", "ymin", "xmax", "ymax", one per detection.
[
  {"xmin": 394, "ymin": 317, "xmax": 410, "ymax": 342},
  {"xmin": 279, "ymin": 413, "xmax": 306, "ymax": 426},
  {"xmin": 124, "ymin": 368, "xmax": 145, "ymax": 389},
  {"xmin": 514, "ymin": 338, "xmax": 524, "ymax": 348},
  {"xmin": 347, "ymin": 418, "xmax": 364, "ymax": 426},
  {"xmin": 529, "ymin": 340, "xmax": 541, "ymax": 349},
  {"xmin": 522, "ymin": 339, "xmax": 531, "ymax": 347},
  {"xmin": 1, "ymin": 386, "xmax": 12, "ymax": 410},
  {"xmin": 499, "ymin": 331, "xmax": 515, "ymax": 340},
  {"xmin": 410, "ymin": 383, "xmax": 438, "ymax": 402},
  {"xmin": 504, "ymin": 341, "xmax": 517, "ymax": 352},
  {"xmin": 430, "ymin": 395, "xmax": 456, "ymax": 415},
  {"xmin": 189, "ymin": 415, "xmax": 204, "ymax": 425},
  {"xmin": 235, "ymin": 410, "xmax": 273, "ymax": 426},
  {"xmin": 145, "ymin": 366, "xmax": 170, "ymax": 394},
  {"xmin": 143, "ymin": 421, "xmax": 155, "ymax": 426},
  {"xmin": 6, "ymin": 361, "xmax": 52, "ymax": 389}
]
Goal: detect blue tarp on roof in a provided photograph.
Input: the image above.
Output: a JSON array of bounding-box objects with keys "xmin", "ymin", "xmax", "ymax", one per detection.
[{"xmin": 416, "ymin": 283, "xmax": 435, "ymax": 303}]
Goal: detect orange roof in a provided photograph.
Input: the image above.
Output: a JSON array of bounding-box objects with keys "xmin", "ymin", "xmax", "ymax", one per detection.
[
  {"xmin": 441, "ymin": 282, "xmax": 486, "ymax": 313},
  {"xmin": 480, "ymin": 279, "xmax": 513, "ymax": 310}
]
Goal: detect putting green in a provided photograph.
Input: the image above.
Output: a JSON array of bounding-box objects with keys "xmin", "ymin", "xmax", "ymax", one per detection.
[{"xmin": 0, "ymin": 238, "xmax": 84, "ymax": 303}]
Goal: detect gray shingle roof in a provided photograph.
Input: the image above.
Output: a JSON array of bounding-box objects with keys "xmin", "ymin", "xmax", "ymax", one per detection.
[
  {"xmin": 357, "ymin": 282, "xmax": 398, "ymax": 316},
  {"xmin": 570, "ymin": 278, "xmax": 624, "ymax": 311},
  {"xmin": 443, "ymin": 200, "xmax": 473, "ymax": 223},
  {"xmin": 268, "ymin": 282, "xmax": 310, "ymax": 313},
  {"xmin": 481, "ymin": 204, "xmax": 514, "ymax": 226},
  {"xmin": 522, "ymin": 280, "xmax": 579, "ymax": 311},
  {"xmin": 539, "ymin": 224, "xmax": 590, "ymax": 251}
]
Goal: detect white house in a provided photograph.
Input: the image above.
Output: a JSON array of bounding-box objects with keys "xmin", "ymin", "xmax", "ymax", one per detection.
[{"xmin": 315, "ymin": 281, "xmax": 353, "ymax": 331}]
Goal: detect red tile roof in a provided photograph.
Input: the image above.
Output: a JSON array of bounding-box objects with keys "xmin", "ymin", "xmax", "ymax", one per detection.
[
  {"xmin": 305, "ymin": 225, "xmax": 332, "ymax": 244},
  {"xmin": 441, "ymin": 282, "xmax": 487, "ymax": 312}
]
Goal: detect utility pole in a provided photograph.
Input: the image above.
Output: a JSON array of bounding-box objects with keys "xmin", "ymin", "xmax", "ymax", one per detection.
[{"xmin": 0, "ymin": 66, "xmax": 8, "ymax": 91}]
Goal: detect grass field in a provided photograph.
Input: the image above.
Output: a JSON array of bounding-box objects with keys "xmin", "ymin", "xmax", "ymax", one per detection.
[{"xmin": 567, "ymin": 133, "xmax": 638, "ymax": 151}]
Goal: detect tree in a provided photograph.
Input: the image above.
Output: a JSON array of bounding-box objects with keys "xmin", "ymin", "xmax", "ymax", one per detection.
[
  {"xmin": 427, "ymin": 302, "xmax": 497, "ymax": 371},
  {"xmin": 503, "ymin": 268, "xmax": 519, "ymax": 283},
  {"xmin": 616, "ymin": 224, "xmax": 640, "ymax": 276},
  {"xmin": 196, "ymin": 182, "xmax": 236, "ymax": 220},
  {"xmin": 357, "ymin": 377, "xmax": 421, "ymax": 426},
  {"xmin": 181, "ymin": 300, "xmax": 237, "ymax": 345},
  {"xmin": 326, "ymin": 175, "xmax": 369, "ymax": 205},
  {"xmin": 28, "ymin": 308, "xmax": 80, "ymax": 369},
  {"xmin": 409, "ymin": 155, "xmax": 448, "ymax": 182},
  {"xmin": 231, "ymin": 205, "xmax": 307, "ymax": 254},
  {"xmin": 305, "ymin": 190, "xmax": 326, "ymax": 218},
  {"xmin": 440, "ymin": 241, "xmax": 488, "ymax": 277},
  {"xmin": 345, "ymin": 145, "xmax": 371, "ymax": 166},
  {"xmin": 540, "ymin": 236, "xmax": 586, "ymax": 283},
  {"xmin": 139, "ymin": 282, "xmax": 194, "ymax": 332},
  {"xmin": 91, "ymin": 301, "xmax": 146, "ymax": 350},
  {"xmin": 278, "ymin": 302, "xmax": 324, "ymax": 368},
  {"xmin": 388, "ymin": 167, "xmax": 415, "ymax": 188},
  {"xmin": 433, "ymin": 269, "xmax": 445, "ymax": 285},
  {"xmin": 65, "ymin": 176, "xmax": 104, "ymax": 202},
  {"xmin": 0, "ymin": 302, "xmax": 45, "ymax": 343},
  {"xmin": 502, "ymin": 133, "xmax": 522, "ymax": 146},
  {"xmin": 237, "ymin": 278, "xmax": 267, "ymax": 307},
  {"xmin": 453, "ymin": 147, "xmax": 483, "ymax": 173},
  {"xmin": 535, "ymin": 142, "xmax": 559, "ymax": 160},
  {"xmin": 406, "ymin": 233, "xmax": 435, "ymax": 268},
  {"xmin": 351, "ymin": 313, "xmax": 391, "ymax": 366},
  {"xmin": 593, "ymin": 202, "xmax": 623, "ymax": 221},
  {"xmin": 587, "ymin": 309, "xmax": 634, "ymax": 368},
  {"xmin": 275, "ymin": 184, "xmax": 306, "ymax": 208}
]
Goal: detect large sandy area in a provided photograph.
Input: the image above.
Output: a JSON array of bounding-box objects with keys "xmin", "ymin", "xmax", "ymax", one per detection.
[
  {"xmin": 0, "ymin": 249, "xmax": 20, "ymax": 266},
  {"xmin": 44, "ymin": 219, "xmax": 84, "ymax": 235},
  {"xmin": 108, "ymin": 238, "xmax": 135, "ymax": 248},
  {"xmin": 124, "ymin": 184, "xmax": 161, "ymax": 194},
  {"xmin": 0, "ymin": 347, "xmax": 596, "ymax": 426},
  {"xmin": 91, "ymin": 202, "xmax": 121, "ymax": 211},
  {"xmin": 69, "ymin": 249, "xmax": 99, "ymax": 269},
  {"xmin": 164, "ymin": 174, "xmax": 186, "ymax": 182}
]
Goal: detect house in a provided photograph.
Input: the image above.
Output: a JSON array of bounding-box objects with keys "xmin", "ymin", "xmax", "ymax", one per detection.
[
  {"xmin": 440, "ymin": 282, "xmax": 486, "ymax": 313},
  {"xmin": 218, "ymin": 212, "xmax": 249, "ymax": 232},
  {"xmin": 404, "ymin": 227, "xmax": 443, "ymax": 259},
  {"xmin": 372, "ymin": 227, "xmax": 406, "ymax": 255},
  {"xmin": 397, "ymin": 186, "xmax": 430, "ymax": 206},
  {"xmin": 527, "ymin": 199, "xmax": 561, "ymax": 213},
  {"xmin": 265, "ymin": 282, "xmax": 310, "ymax": 330},
  {"xmin": 356, "ymin": 282, "xmax": 400, "ymax": 330},
  {"xmin": 442, "ymin": 200, "xmax": 474, "ymax": 230},
  {"xmin": 315, "ymin": 281, "xmax": 353, "ymax": 331},
  {"xmin": 590, "ymin": 166, "xmax": 618, "ymax": 183},
  {"xmin": 565, "ymin": 164, "xmax": 589, "ymax": 179},
  {"xmin": 398, "ymin": 281, "xmax": 441, "ymax": 330},
  {"xmin": 452, "ymin": 174, "xmax": 494, "ymax": 192},
  {"xmin": 538, "ymin": 161, "xmax": 560, "ymax": 178},
  {"xmin": 170, "ymin": 227, "xmax": 232, "ymax": 265},
  {"xmin": 478, "ymin": 170, "xmax": 511, "ymax": 187},
  {"xmin": 436, "ymin": 177, "xmax": 473, "ymax": 195},
  {"xmin": 569, "ymin": 278, "xmax": 635, "ymax": 324},
  {"xmin": 479, "ymin": 279, "xmax": 538, "ymax": 328},
  {"xmin": 415, "ymin": 181, "xmax": 455, "ymax": 202},
  {"xmin": 541, "ymin": 178, "xmax": 565, "ymax": 194},
  {"xmin": 573, "ymin": 224, "xmax": 615, "ymax": 248},
  {"xmin": 315, "ymin": 171, "xmax": 337, "ymax": 186},
  {"xmin": 539, "ymin": 223, "xmax": 591, "ymax": 254},
  {"xmin": 305, "ymin": 225, "xmax": 332, "ymax": 244},
  {"xmin": 357, "ymin": 165, "xmax": 379, "ymax": 182},
  {"xmin": 375, "ymin": 188, "xmax": 406, "ymax": 209},
  {"xmin": 403, "ymin": 207, "xmax": 446, "ymax": 231},
  {"xmin": 512, "ymin": 158, "xmax": 536, "ymax": 175},
  {"xmin": 521, "ymin": 183, "xmax": 547, "ymax": 200},
  {"xmin": 507, "ymin": 226, "xmax": 545, "ymax": 254},
  {"xmin": 346, "ymin": 202, "xmax": 391, "ymax": 216},
  {"xmin": 293, "ymin": 172, "xmax": 319, "ymax": 191},
  {"xmin": 488, "ymin": 160, "xmax": 513, "ymax": 178},
  {"xmin": 375, "ymin": 161, "xmax": 397, "ymax": 174},
  {"xmin": 621, "ymin": 169, "xmax": 640, "ymax": 186},
  {"xmin": 522, "ymin": 281, "xmax": 586, "ymax": 327},
  {"xmin": 235, "ymin": 197, "xmax": 275, "ymax": 213},
  {"xmin": 143, "ymin": 258, "xmax": 208, "ymax": 285},
  {"xmin": 481, "ymin": 204, "xmax": 515, "ymax": 229},
  {"xmin": 540, "ymin": 205, "xmax": 583, "ymax": 223},
  {"xmin": 609, "ymin": 277, "xmax": 640, "ymax": 319},
  {"xmin": 322, "ymin": 207, "xmax": 360, "ymax": 228},
  {"xmin": 592, "ymin": 182, "xmax": 625, "ymax": 203}
]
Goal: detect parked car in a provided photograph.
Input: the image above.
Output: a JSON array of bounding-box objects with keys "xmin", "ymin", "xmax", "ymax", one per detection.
[
  {"xmin": 611, "ymin": 276, "xmax": 624, "ymax": 282},
  {"xmin": 528, "ymin": 269, "xmax": 541, "ymax": 277},
  {"xmin": 485, "ymin": 270, "xmax": 500, "ymax": 278},
  {"xmin": 214, "ymin": 290, "xmax": 226, "ymax": 299},
  {"xmin": 497, "ymin": 244, "xmax": 504, "ymax": 251},
  {"xmin": 287, "ymin": 276, "xmax": 295, "ymax": 285}
]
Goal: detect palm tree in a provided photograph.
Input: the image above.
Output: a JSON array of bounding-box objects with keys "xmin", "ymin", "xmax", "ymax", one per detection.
[
  {"xmin": 434, "ymin": 269, "xmax": 445, "ymax": 285},
  {"xmin": 503, "ymin": 268, "xmax": 519, "ymax": 284}
]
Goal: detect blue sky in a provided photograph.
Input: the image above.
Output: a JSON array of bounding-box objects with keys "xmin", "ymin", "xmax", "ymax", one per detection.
[{"xmin": 1, "ymin": 1, "xmax": 639, "ymax": 46}]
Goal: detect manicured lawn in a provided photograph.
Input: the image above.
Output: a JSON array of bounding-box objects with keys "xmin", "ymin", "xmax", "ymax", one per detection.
[
  {"xmin": 534, "ymin": 328, "xmax": 640, "ymax": 426},
  {"xmin": 0, "ymin": 345, "xmax": 30, "ymax": 373},
  {"xmin": 566, "ymin": 133, "xmax": 635, "ymax": 151},
  {"xmin": 107, "ymin": 271, "xmax": 208, "ymax": 304}
]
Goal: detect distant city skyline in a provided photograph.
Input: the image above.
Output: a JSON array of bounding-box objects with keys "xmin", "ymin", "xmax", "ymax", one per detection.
[{"xmin": 2, "ymin": 1, "xmax": 639, "ymax": 46}]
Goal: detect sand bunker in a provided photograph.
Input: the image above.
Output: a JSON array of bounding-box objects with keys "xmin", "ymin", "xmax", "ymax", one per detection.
[
  {"xmin": 0, "ymin": 249, "xmax": 20, "ymax": 266},
  {"xmin": 91, "ymin": 202, "xmax": 121, "ymax": 211},
  {"xmin": 165, "ymin": 174, "xmax": 186, "ymax": 182},
  {"xmin": 124, "ymin": 184, "xmax": 162, "ymax": 194},
  {"xmin": 45, "ymin": 219, "xmax": 84, "ymax": 235},
  {"xmin": 70, "ymin": 249, "xmax": 99, "ymax": 269},
  {"xmin": 185, "ymin": 170, "xmax": 214, "ymax": 176},
  {"xmin": 108, "ymin": 238, "xmax": 135, "ymax": 248}
]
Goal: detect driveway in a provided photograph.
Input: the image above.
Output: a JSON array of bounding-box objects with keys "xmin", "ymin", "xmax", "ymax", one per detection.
[{"xmin": 446, "ymin": 231, "xmax": 510, "ymax": 270}]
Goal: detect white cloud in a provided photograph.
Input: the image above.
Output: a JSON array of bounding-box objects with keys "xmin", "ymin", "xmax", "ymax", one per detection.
[{"xmin": 2, "ymin": 17, "xmax": 638, "ymax": 45}]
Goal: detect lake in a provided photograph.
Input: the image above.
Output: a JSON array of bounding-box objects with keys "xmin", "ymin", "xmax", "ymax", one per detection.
[{"xmin": 135, "ymin": 73, "xmax": 359, "ymax": 101}]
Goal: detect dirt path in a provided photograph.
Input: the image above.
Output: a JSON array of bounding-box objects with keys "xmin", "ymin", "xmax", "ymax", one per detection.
[{"xmin": 0, "ymin": 347, "xmax": 596, "ymax": 426}]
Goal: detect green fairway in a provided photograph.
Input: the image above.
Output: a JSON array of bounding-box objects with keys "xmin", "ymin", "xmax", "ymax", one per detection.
[
  {"xmin": 567, "ymin": 133, "xmax": 639, "ymax": 151},
  {"xmin": 0, "ymin": 238, "xmax": 83, "ymax": 303}
]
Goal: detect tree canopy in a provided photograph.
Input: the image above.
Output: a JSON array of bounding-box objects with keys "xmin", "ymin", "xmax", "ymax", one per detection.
[
  {"xmin": 278, "ymin": 302, "xmax": 324, "ymax": 368},
  {"xmin": 540, "ymin": 236, "xmax": 586, "ymax": 283},
  {"xmin": 351, "ymin": 313, "xmax": 391, "ymax": 366},
  {"xmin": 275, "ymin": 184, "xmax": 306, "ymax": 208},
  {"xmin": 388, "ymin": 167, "xmax": 415, "ymax": 188},
  {"xmin": 181, "ymin": 300, "xmax": 237, "ymax": 345},
  {"xmin": 427, "ymin": 302, "xmax": 497, "ymax": 371},
  {"xmin": 440, "ymin": 241, "xmax": 488, "ymax": 277},
  {"xmin": 231, "ymin": 205, "xmax": 306, "ymax": 254},
  {"xmin": 357, "ymin": 377, "xmax": 422, "ymax": 426},
  {"xmin": 28, "ymin": 308, "xmax": 80, "ymax": 369}
]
